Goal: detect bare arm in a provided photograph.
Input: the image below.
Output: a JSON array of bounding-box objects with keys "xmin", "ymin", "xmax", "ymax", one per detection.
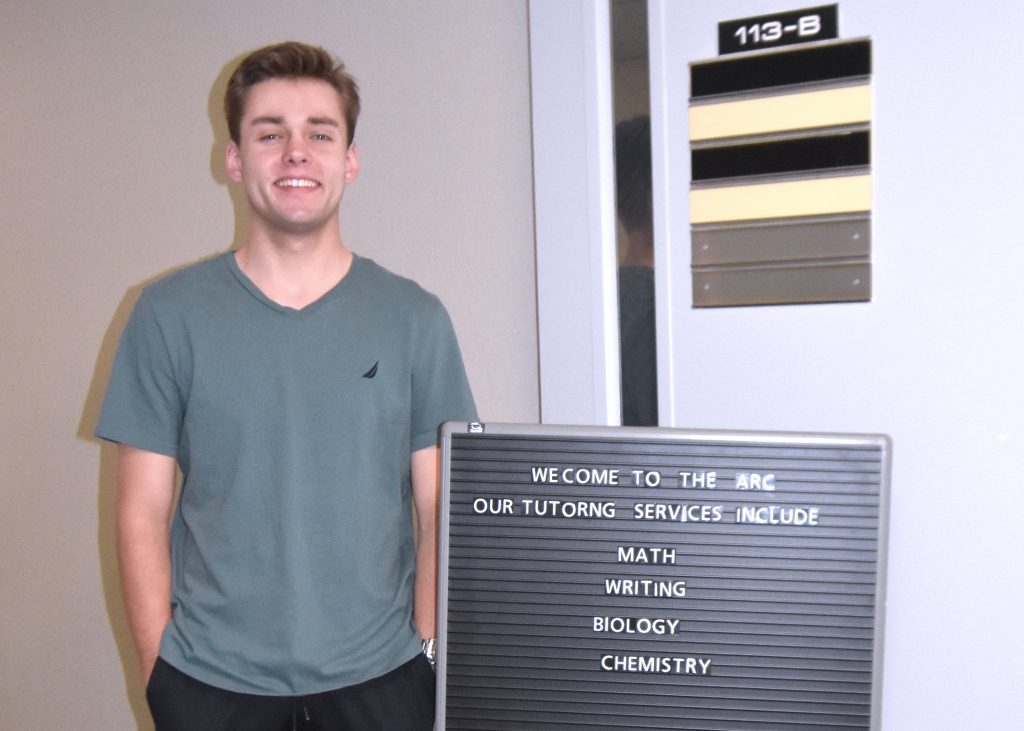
[
  {"xmin": 116, "ymin": 444, "xmax": 177, "ymax": 684},
  {"xmin": 411, "ymin": 445, "xmax": 440, "ymax": 639}
]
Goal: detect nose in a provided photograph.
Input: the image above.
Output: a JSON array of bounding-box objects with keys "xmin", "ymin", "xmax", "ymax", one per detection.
[{"xmin": 284, "ymin": 137, "xmax": 309, "ymax": 164}]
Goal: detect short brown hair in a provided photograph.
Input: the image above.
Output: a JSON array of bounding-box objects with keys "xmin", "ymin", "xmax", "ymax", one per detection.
[{"xmin": 224, "ymin": 41, "xmax": 361, "ymax": 146}]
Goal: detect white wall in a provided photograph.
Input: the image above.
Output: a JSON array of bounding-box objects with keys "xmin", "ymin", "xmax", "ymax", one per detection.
[
  {"xmin": 0, "ymin": 2, "xmax": 536, "ymax": 728},
  {"xmin": 531, "ymin": 0, "xmax": 622, "ymax": 425},
  {"xmin": 651, "ymin": 1, "xmax": 1024, "ymax": 727}
]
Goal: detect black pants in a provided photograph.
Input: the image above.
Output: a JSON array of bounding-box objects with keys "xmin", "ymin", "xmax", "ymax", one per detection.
[{"xmin": 146, "ymin": 655, "xmax": 435, "ymax": 731}]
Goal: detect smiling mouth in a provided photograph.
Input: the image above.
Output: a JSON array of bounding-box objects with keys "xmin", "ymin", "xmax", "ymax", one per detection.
[{"xmin": 275, "ymin": 178, "xmax": 320, "ymax": 188}]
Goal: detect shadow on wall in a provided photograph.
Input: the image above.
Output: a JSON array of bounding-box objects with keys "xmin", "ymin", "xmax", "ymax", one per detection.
[
  {"xmin": 78, "ymin": 281, "xmax": 153, "ymax": 730},
  {"xmin": 208, "ymin": 51, "xmax": 251, "ymax": 254},
  {"xmin": 75, "ymin": 51, "xmax": 251, "ymax": 728}
]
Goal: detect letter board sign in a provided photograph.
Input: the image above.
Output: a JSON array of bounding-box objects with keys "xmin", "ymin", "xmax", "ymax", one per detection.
[{"xmin": 438, "ymin": 423, "xmax": 890, "ymax": 729}]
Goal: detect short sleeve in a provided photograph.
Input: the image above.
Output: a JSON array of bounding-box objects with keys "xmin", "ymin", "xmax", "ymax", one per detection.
[
  {"xmin": 409, "ymin": 297, "xmax": 477, "ymax": 451},
  {"xmin": 95, "ymin": 291, "xmax": 186, "ymax": 457}
]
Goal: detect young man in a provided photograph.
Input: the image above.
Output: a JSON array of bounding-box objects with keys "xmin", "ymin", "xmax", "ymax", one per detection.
[{"xmin": 97, "ymin": 42, "xmax": 476, "ymax": 730}]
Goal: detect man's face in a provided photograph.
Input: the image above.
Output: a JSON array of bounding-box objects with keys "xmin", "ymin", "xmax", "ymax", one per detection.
[{"xmin": 225, "ymin": 77, "xmax": 359, "ymax": 237}]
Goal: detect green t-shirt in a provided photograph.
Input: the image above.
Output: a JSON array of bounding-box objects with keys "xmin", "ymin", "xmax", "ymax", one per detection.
[{"xmin": 97, "ymin": 252, "xmax": 477, "ymax": 694}]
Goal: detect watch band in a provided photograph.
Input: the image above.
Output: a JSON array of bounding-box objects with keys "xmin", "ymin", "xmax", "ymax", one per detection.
[{"xmin": 421, "ymin": 637, "xmax": 437, "ymax": 670}]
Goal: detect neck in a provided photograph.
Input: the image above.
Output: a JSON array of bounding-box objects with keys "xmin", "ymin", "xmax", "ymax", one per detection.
[{"xmin": 235, "ymin": 224, "xmax": 353, "ymax": 309}]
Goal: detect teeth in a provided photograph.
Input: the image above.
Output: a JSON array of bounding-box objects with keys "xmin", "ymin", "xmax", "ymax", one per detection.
[{"xmin": 276, "ymin": 179, "xmax": 319, "ymax": 188}]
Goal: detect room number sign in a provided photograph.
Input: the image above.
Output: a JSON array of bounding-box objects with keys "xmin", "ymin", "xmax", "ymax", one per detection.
[{"xmin": 718, "ymin": 4, "xmax": 839, "ymax": 54}]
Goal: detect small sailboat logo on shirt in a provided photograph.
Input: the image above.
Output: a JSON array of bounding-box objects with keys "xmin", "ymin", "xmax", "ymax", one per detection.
[{"xmin": 362, "ymin": 361, "xmax": 379, "ymax": 379}]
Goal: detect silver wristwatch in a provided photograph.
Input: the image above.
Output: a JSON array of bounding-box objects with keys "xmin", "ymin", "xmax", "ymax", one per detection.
[{"xmin": 421, "ymin": 637, "xmax": 437, "ymax": 670}]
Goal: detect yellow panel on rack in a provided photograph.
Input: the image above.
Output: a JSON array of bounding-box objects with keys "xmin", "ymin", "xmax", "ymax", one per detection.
[
  {"xmin": 690, "ymin": 174, "xmax": 872, "ymax": 224},
  {"xmin": 690, "ymin": 84, "xmax": 872, "ymax": 142}
]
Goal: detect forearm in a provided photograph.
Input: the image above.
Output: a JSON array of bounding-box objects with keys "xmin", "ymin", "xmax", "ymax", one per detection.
[
  {"xmin": 118, "ymin": 510, "xmax": 172, "ymax": 680},
  {"xmin": 411, "ymin": 446, "xmax": 440, "ymax": 639},
  {"xmin": 115, "ymin": 446, "xmax": 176, "ymax": 683},
  {"xmin": 413, "ymin": 517, "xmax": 437, "ymax": 639}
]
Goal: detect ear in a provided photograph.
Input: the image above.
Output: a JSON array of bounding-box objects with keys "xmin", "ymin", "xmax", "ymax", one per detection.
[
  {"xmin": 344, "ymin": 143, "xmax": 361, "ymax": 184},
  {"xmin": 225, "ymin": 140, "xmax": 243, "ymax": 183}
]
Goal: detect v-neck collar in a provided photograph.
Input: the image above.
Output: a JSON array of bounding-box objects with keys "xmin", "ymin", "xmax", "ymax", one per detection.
[{"xmin": 225, "ymin": 251, "xmax": 361, "ymax": 316}]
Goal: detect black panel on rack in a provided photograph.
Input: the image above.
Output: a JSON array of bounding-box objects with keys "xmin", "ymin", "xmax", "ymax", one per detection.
[
  {"xmin": 691, "ymin": 38, "xmax": 871, "ymax": 98},
  {"xmin": 437, "ymin": 424, "xmax": 889, "ymax": 730},
  {"xmin": 691, "ymin": 131, "xmax": 870, "ymax": 181}
]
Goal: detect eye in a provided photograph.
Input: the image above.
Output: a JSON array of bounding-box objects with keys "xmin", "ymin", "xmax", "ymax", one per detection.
[
  {"xmin": 259, "ymin": 133, "xmax": 281, "ymax": 141},
  {"xmin": 312, "ymin": 133, "xmax": 333, "ymax": 142}
]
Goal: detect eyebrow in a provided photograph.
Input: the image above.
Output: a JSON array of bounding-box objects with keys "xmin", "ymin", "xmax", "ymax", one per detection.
[
  {"xmin": 250, "ymin": 115, "xmax": 339, "ymax": 128},
  {"xmin": 307, "ymin": 116, "xmax": 340, "ymax": 127}
]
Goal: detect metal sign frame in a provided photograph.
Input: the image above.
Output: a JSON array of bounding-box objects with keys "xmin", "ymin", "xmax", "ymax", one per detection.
[{"xmin": 438, "ymin": 422, "xmax": 890, "ymax": 730}]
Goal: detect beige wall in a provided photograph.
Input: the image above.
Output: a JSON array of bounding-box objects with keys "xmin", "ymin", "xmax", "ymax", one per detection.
[{"xmin": 0, "ymin": 2, "xmax": 537, "ymax": 728}]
